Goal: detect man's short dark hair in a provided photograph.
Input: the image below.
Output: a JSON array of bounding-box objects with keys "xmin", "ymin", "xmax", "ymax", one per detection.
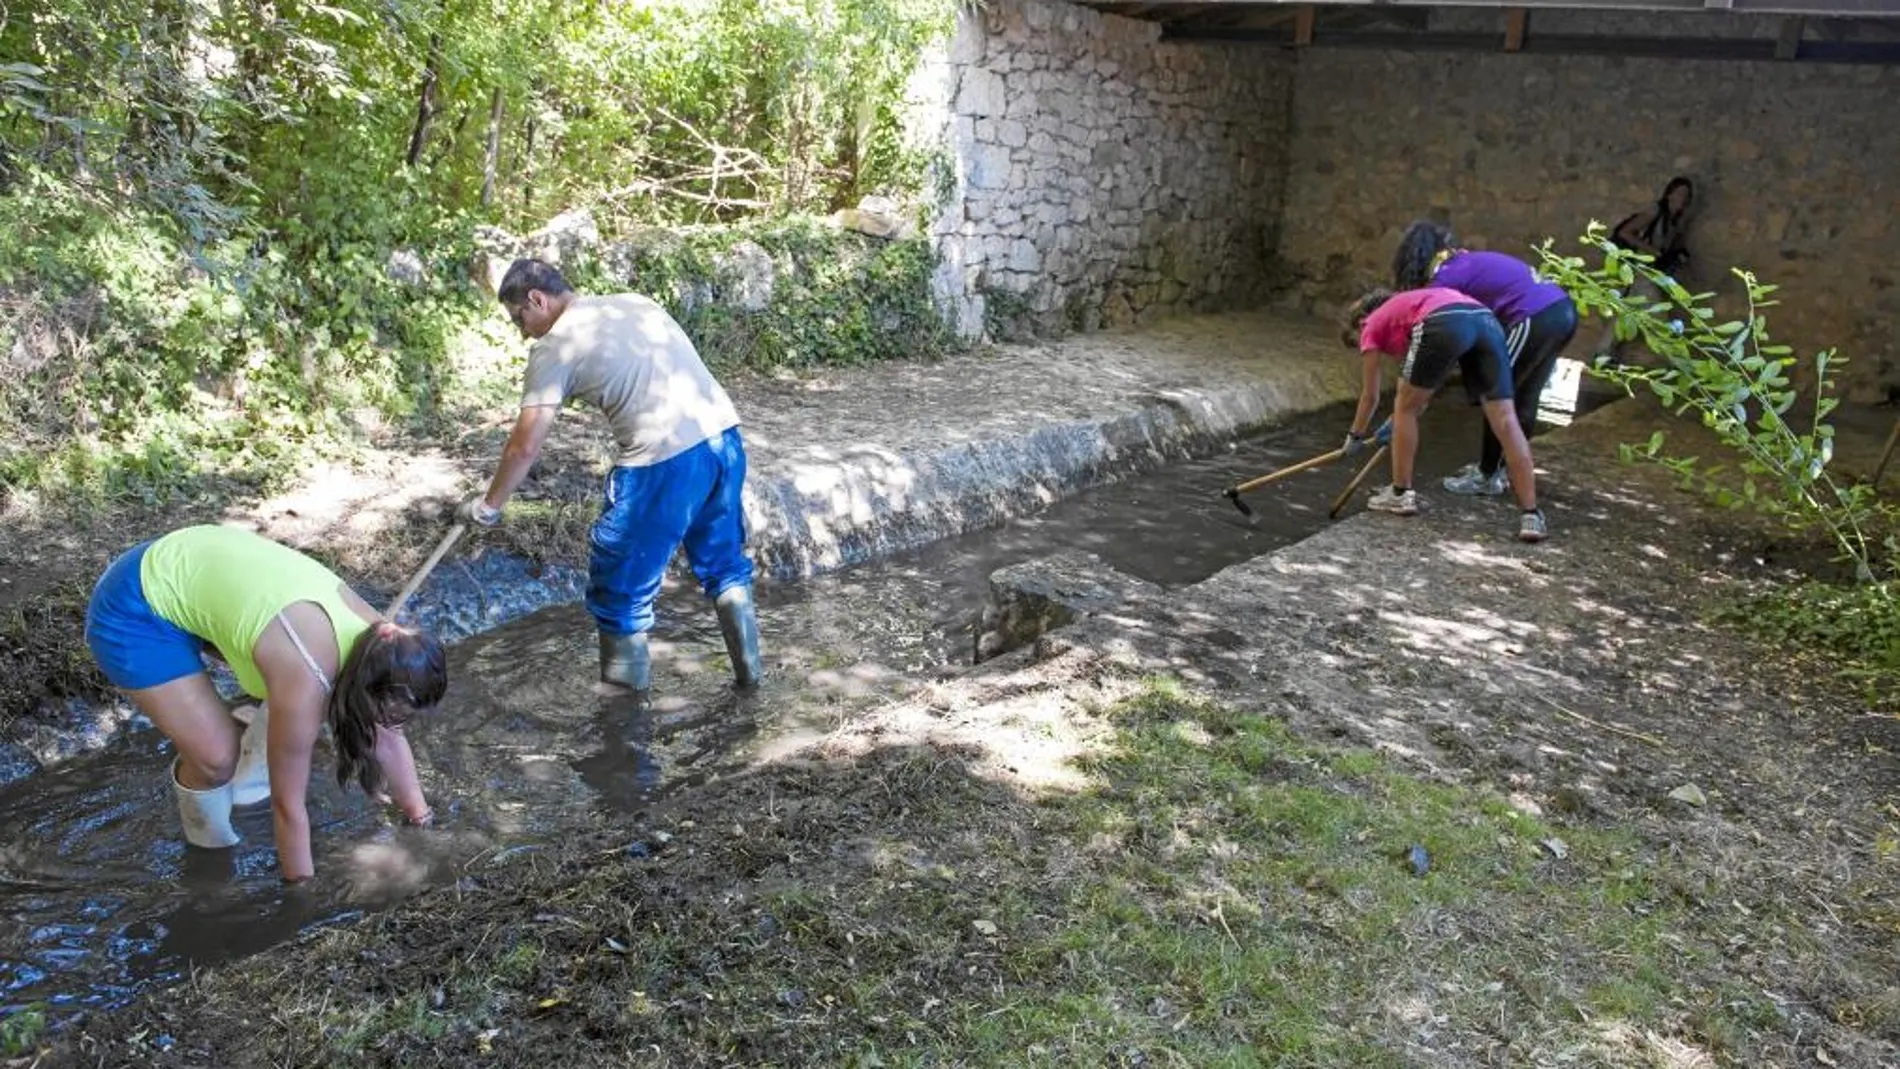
[{"xmin": 497, "ymin": 258, "xmax": 574, "ymax": 305}]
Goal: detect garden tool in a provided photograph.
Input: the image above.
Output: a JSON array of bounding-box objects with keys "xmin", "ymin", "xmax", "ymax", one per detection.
[
  {"xmin": 1222, "ymin": 446, "xmax": 1347, "ymax": 516},
  {"xmin": 1872, "ymin": 414, "xmax": 1900, "ymax": 489},
  {"xmin": 386, "ymin": 523, "xmax": 466, "ymax": 620},
  {"xmin": 1329, "ymin": 446, "xmax": 1388, "ymax": 519}
]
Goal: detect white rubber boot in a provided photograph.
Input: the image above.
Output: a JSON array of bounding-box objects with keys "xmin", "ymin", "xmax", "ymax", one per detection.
[
  {"xmin": 229, "ymin": 703, "xmax": 272, "ymax": 807},
  {"xmin": 172, "ymin": 758, "xmax": 240, "ymax": 848}
]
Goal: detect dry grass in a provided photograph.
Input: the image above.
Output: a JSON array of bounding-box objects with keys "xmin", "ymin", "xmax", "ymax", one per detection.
[{"xmin": 41, "ymin": 681, "xmax": 1895, "ymax": 1068}]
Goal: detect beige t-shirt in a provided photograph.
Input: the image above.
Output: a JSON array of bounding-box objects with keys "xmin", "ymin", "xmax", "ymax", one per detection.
[{"xmin": 520, "ymin": 294, "xmax": 741, "ymax": 468}]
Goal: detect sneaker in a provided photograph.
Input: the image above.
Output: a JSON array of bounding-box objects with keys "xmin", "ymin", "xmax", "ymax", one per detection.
[
  {"xmin": 1367, "ymin": 486, "xmax": 1419, "ymax": 516},
  {"xmin": 1518, "ymin": 509, "xmax": 1549, "ymax": 543},
  {"xmin": 1442, "ymin": 464, "xmax": 1509, "ymax": 497}
]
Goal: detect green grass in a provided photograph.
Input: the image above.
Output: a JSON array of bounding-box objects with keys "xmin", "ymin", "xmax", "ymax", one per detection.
[
  {"xmin": 1, "ymin": 1004, "xmax": 46, "ymax": 1056},
  {"xmin": 880, "ymin": 679, "xmax": 1758, "ymax": 1066},
  {"xmin": 74, "ymin": 679, "xmax": 1828, "ymax": 1068}
]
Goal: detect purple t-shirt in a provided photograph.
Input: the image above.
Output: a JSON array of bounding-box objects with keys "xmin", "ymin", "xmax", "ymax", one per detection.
[{"xmin": 1431, "ymin": 251, "xmax": 1567, "ymax": 326}]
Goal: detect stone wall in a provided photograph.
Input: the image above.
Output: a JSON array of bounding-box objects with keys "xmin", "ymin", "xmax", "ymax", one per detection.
[
  {"xmin": 1275, "ymin": 46, "xmax": 1900, "ymax": 399},
  {"xmin": 914, "ymin": 0, "xmax": 1292, "ymax": 341}
]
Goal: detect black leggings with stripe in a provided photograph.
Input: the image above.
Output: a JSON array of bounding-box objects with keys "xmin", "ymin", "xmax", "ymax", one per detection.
[{"xmin": 1480, "ymin": 297, "xmax": 1579, "ymax": 477}]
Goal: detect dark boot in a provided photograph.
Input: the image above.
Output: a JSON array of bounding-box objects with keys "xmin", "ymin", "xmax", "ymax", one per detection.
[
  {"xmin": 598, "ymin": 630, "xmax": 652, "ymax": 696},
  {"xmin": 713, "ymin": 585, "xmax": 764, "ymax": 689}
]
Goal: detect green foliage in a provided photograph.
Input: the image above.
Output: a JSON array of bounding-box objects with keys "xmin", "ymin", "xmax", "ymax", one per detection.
[
  {"xmin": 980, "ymin": 285, "xmax": 1038, "ymax": 343},
  {"xmin": 0, "ymin": 168, "xmax": 498, "ymax": 503},
  {"xmin": 1723, "ymin": 581, "xmax": 1900, "ymax": 687},
  {"xmin": 3, "ymin": 0, "xmax": 957, "ymax": 238},
  {"xmin": 0, "ymin": 1004, "xmax": 46, "ymax": 1056},
  {"xmin": 0, "ymin": 0, "xmax": 959, "ymax": 504},
  {"xmin": 1536, "ymin": 226, "xmax": 1886, "ymax": 582},
  {"xmin": 1539, "ymin": 226, "xmax": 1900, "ymax": 683},
  {"xmin": 561, "ymin": 219, "xmax": 952, "ymax": 373}
]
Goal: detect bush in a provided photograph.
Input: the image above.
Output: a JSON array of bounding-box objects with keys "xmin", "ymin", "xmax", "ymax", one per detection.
[
  {"xmin": 562, "ymin": 218, "xmax": 953, "ymax": 373},
  {"xmin": 1723, "ymin": 581, "xmax": 1900, "ymax": 694},
  {"xmin": 0, "ymin": 0, "xmax": 961, "ymax": 505},
  {"xmin": 0, "ymin": 200, "xmax": 953, "ymax": 507},
  {"xmin": 0, "ymin": 174, "xmax": 499, "ymax": 503},
  {"xmin": 1537, "ymin": 226, "xmax": 1898, "ymax": 684},
  {"xmin": 1536, "ymin": 225, "xmax": 1888, "ymax": 581}
]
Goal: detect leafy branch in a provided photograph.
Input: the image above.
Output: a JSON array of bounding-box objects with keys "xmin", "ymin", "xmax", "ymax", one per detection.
[{"xmin": 1537, "ymin": 224, "xmax": 1887, "ymax": 582}]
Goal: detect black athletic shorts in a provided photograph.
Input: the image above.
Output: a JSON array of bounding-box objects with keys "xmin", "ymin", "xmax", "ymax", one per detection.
[{"xmin": 1399, "ymin": 303, "xmax": 1513, "ymax": 403}]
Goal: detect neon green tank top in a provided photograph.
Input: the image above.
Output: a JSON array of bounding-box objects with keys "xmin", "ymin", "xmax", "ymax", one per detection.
[{"xmin": 139, "ymin": 525, "xmax": 374, "ymax": 698}]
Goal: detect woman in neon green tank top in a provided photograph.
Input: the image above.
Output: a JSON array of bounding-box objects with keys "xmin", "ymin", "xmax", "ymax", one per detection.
[{"xmin": 84, "ymin": 525, "xmax": 447, "ymax": 883}]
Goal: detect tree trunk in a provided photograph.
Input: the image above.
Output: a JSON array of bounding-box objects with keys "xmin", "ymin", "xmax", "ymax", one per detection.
[
  {"xmin": 480, "ymin": 86, "xmax": 504, "ymax": 207},
  {"xmin": 404, "ymin": 33, "xmax": 443, "ymax": 168},
  {"xmin": 226, "ymin": 0, "xmax": 283, "ymax": 177},
  {"xmin": 521, "ymin": 109, "xmax": 537, "ymax": 214}
]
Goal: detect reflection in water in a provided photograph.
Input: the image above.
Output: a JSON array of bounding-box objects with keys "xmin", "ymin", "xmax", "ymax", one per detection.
[
  {"xmin": 571, "ymin": 693, "xmax": 668, "ymax": 810},
  {"xmin": 0, "ymin": 398, "xmax": 1580, "ymax": 1017}
]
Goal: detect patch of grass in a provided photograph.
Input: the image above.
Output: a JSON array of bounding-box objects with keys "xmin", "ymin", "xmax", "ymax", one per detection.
[
  {"xmin": 60, "ymin": 680, "xmax": 1845, "ymax": 1067},
  {"xmin": 1, "ymin": 1004, "xmax": 46, "ymax": 1056},
  {"xmin": 1718, "ymin": 580, "xmax": 1900, "ymax": 703},
  {"xmin": 482, "ymin": 498, "xmax": 598, "ymax": 570}
]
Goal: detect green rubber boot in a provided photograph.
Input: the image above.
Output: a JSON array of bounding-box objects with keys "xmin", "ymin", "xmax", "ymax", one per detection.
[
  {"xmin": 598, "ymin": 630, "xmax": 652, "ymax": 695},
  {"xmin": 714, "ymin": 585, "xmax": 765, "ymax": 689}
]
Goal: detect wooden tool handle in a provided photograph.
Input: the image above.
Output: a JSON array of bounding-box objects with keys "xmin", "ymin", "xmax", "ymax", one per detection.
[
  {"xmin": 1230, "ymin": 446, "xmax": 1347, "ymax": 496},
  {"xmin": 386, "ymin": 524, "xmax": 467, "ymax": 620},
  {"xmin": 1329, "ymin": 446, "xmax": 1388, "ymax": 519}
]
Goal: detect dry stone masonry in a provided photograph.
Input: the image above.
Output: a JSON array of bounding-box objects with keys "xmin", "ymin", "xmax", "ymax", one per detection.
[
  {"xmin": 1273, "ymin": 20, "xmax": 1900, "ymax": 399},
  {"xmin": 912, "ymin": 2, "xmax": 1897, "ymax": 398},
  {"xmin": 912, "ymin": 0, "xmax": 1292, "ymax": 341}
]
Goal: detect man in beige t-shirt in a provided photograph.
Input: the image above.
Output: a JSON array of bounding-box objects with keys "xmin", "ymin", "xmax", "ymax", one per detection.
[{"xmin": 459, "ymin": 259, "xmax": 762, "ymax": 702}]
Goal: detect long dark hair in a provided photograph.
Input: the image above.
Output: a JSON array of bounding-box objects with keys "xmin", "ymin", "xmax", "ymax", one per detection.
[
  {"xmin": 1617, "ymin": 176, "xmax": 1695, "ymax": 270},
  {"xmin": 1392, "ymin": 221, "xmax": 1456, "ymax": 290},
  {"xmin": 329, "ymin": 622, "xmax": 447, "ymax": 793},
  {"xmin": 1657, "ymin": 175, "xmax": 1693, "ymax": 222},
  {"xmin": 1342, "ymin": 287, "xmax": 1395, "ymax": 348}
]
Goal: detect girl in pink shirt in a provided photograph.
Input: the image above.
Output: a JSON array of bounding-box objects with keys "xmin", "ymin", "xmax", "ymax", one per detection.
[{"xmin": 1342, "ymin": 286, "xmax": 1548, "ymax": 543}]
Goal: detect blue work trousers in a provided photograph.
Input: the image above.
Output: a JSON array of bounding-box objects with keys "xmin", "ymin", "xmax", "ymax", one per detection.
[{"xmin": 588, "ymin": 427, "xmax": 753, "ymax": 635}]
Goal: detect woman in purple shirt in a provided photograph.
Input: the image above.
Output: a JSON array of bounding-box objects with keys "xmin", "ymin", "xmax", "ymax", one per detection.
[{"xmin": 1393, "ymin": 222, "xmax": 1580, "ymax": 497}]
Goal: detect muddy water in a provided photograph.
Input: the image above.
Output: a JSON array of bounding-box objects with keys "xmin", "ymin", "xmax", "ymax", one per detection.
[{"xmin": 0, "ymin": 399, "xmax": 1538, "ymax": 1018}]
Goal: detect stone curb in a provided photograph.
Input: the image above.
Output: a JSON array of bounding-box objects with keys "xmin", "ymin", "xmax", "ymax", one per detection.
[
  {"xmin": 1, "ymin": 365, "xmax": 1353, "ymax": 785},
  {"xmin": 396, "ymin": 373, "xmax": 1350, "ymax": 645}
]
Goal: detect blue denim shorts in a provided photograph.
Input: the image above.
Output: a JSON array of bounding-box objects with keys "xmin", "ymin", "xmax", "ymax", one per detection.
[{"xmin": 85, "ymin": 541, "xmax": 206, "ymax": 690}]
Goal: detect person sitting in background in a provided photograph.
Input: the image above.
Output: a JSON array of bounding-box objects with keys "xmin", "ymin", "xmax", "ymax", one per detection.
[
  {"xmin": 1594, "ymin": 175, "xmax": 1695, "ymax": 360},
  {"xmin": 1391, "ymin": 221, "xmax": 1580, "ymax": 497}
]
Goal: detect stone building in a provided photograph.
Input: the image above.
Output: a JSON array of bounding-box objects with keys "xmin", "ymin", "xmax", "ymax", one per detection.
[{"xmin": 914, "ymin": 0, "xmax": 1900, "ymax": 399}]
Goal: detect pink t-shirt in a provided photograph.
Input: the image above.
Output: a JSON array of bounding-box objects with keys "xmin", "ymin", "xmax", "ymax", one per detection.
[{"xmin": 1358, "ymin": 287, "xmax": 1478, "ymax": 357}]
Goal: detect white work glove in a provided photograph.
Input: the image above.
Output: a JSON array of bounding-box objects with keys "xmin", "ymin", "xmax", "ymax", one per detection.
[
  {"xmin": 458, "ymin": 494, "xmax": 502, "ymax": 527},
  {"xmin": 1341, "ymin": 430, "xmax": 1371, "ymax": 457}
]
